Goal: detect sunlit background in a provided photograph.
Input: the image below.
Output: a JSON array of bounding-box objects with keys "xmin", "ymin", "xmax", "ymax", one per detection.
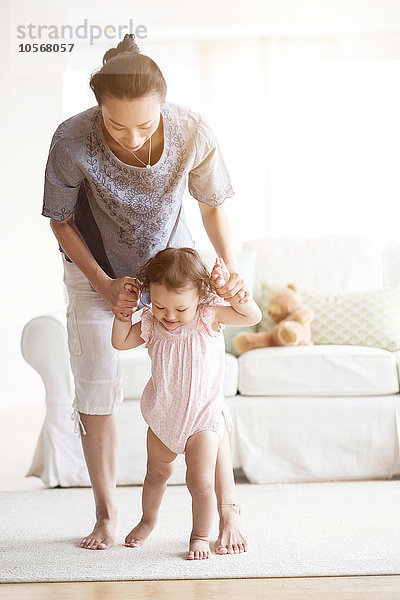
[{"xmin": 1, "ymin": 0, "xmax": 400, "ymax": 407}]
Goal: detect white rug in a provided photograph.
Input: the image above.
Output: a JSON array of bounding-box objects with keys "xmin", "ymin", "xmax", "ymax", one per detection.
[{"xmin": 1, "ymin": 481, "xmax": 400, "ymax": 582}]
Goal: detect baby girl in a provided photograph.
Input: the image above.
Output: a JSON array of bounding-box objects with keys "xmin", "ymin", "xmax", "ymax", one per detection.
[{"xmin": 112, "ymin": 247, "xmax": 262, "ymax": 559}]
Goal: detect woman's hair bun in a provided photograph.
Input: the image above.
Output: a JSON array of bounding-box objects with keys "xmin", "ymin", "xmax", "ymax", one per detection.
[
  {"xmin": 102, "ymin": 34, "xmax": 140, "ymax": 65},
  {"xmin": 90, "ymin": 33, "xmax": 167, "ymax": 104}
]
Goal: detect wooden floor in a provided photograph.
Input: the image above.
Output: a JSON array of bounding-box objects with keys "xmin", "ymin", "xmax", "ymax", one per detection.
[
  {"xmin": 2, "ymin": 577, "xmax": 400, "ymax": 599},
  {"xmin": 2, "ymin": 406, "xmax": 400, "ymax": 599}
]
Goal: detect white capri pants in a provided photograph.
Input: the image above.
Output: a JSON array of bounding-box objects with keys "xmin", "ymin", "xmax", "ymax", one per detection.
[{"xmin": 62, "ymin": 254, "xmax": 123, "ymax": 437}]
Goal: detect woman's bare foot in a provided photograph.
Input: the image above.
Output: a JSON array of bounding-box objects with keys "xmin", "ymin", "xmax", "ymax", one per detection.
[
  {"xmin": 125, "ymin": 519, "xmax": 156, "ymax": 548},
  {"xmin": 215, "ymin": 505, "xmax": 247, "ymax": 555},
  {"xmin": 187, "ymin": 535, "xmax": 211, "ymax": 560},
  {"xmin": 80, "ymin": 515, "xmax": 117, "ymax": 550}
]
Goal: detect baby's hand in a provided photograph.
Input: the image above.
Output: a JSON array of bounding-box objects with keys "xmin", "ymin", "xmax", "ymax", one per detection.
[
  {"xmin": 120, "ymin": 278, "xmax": 141, "ymax": 318},
  {"xmin": 211, "ymin": 257, "xmax": 230, "ymax": 289},
  {"xmin": 211, "ymin": 257, "xmax": 250, "ymax": 304}
]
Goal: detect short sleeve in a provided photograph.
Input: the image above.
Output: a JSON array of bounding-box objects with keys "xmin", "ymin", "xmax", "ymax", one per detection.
[
  {"xmin": 42, "ymin": 125, "xmax": 84, "ymax": 222},
  {"xmin": 140, "ymin": 307, "xmax": 155, "ymax": 346},
  {"xmin": 188, "ymin": 117, "xmax": 234, "ymax": 207},
  {"xmin": 198, "ymin": 295, "xmax": 228, "ymax": 337}
]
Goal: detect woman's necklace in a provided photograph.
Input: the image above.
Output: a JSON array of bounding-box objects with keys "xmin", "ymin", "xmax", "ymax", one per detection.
[{"xmin": 130, "ymin": 135, "xmax": 152, "ymax": 169}]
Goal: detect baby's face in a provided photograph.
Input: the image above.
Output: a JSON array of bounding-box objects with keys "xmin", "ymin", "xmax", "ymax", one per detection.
[{"xmin": 150, "ymin": 283, "xmax": 200, "ymax": 330}]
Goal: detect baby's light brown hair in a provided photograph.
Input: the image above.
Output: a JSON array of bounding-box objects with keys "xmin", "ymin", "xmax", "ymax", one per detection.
[{"xmin": 137, "ymin": 247, "xmax": 216, "ymax": 303}]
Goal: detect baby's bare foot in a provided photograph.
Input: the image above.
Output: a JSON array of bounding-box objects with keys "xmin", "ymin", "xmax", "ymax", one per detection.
[
  {"xmin": 125, "ymin": 519, "xmax": 156, "ymax": 548},
  {"xmin": 187, "ymin": 536, "xmax": 211, "ymax": 560},
  {"xmin": 80, "ymin": 516, "xmax": 116, "ymax": 550},
  {"xmin": 215, "ymin": 504, "xmax": 247, "ymax": 555}
]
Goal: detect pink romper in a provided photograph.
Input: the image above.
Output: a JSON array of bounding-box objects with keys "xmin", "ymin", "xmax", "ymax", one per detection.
[{"xmin": 140, "ymin": 295, "xmax": 233, "ymax": 454}]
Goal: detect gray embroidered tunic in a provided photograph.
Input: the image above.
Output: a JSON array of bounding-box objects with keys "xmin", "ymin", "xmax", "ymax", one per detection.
[{"xmin": 42, "ymin": 101, "xmax": 234, "ymax": 279}]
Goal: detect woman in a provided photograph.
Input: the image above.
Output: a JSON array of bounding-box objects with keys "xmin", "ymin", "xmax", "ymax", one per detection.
[{"xmin": 42, "ymin": 34, "xmax": 247, "ymax": 554}]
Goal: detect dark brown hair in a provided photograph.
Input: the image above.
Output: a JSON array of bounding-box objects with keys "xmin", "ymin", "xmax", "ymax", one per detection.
[
  {"xmin": 89, "ymin": 34, "xmax": 167, "ymax": 104},
  {"xmin": 137, "ymin": 247, "xmax": 216, "ymax": 303}
]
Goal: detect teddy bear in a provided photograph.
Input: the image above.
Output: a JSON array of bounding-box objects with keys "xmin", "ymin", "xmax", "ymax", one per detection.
[{"xmin": 234, "ymin": 283, "xmax": 314, "ymax": 353}]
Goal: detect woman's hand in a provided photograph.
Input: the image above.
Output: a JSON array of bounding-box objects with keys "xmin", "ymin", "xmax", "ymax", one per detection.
[
  {"xmin": 97, "ymin": 276, "xmax": 141, "ymax": 322},
  {"xmin": 211, "ymin": 257, "xmax": 249, "ymax": 304}
]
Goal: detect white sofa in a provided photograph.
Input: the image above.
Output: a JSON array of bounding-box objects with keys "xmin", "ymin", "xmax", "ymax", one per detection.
[{"xmin": 22, "ymin": 236, "xmax": 400, "ymax": 487}]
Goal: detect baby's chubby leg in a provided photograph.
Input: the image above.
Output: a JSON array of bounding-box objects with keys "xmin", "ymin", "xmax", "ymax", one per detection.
[
  {"xmin": 125, "ymin": 427, "xmax": 177, "ymax": 548},
  {"xmin": 185, "ymin": 430, "xmax": 220, "ymax": 560}
]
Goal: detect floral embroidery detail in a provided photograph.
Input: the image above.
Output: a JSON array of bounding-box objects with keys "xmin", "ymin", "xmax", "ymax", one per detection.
[
  {"xmin": 190, "ymin": 186, "xmax": 234, "ymax": 206},
  {"xmin": 113, "ymin": 176, "xmax": 129, "ymax": 191},
  {"xmin": 42, "ymin": 204, "xmax": 74, "ymax": 221},
  {"xmin": 123, "ymin": 186, "xmax": 158, "ymax": 216}
]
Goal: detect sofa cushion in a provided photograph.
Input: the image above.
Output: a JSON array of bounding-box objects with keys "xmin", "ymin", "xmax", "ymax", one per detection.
[
  {"xmin": 238, "ymin": 345, "xmax": 399, "ymax": 396},
  {"xmin": 260, "ymin": 282, "xmax": 400, "ymax": 352},
  {"xmin": 120, "ymin": 347, "xmax": 238, "ymax": 399}
]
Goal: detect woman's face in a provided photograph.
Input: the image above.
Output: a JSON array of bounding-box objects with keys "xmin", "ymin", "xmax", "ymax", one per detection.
[
  {"xmin": 100, "ymin": 93, "xmax": 162, "ymax": 153},
  {"xmin": 149, "ymin": 283, "xmax": 200, "ymax": 331}
]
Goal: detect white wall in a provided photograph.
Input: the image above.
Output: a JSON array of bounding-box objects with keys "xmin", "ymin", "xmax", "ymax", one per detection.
[{"xmin": 2, "ymin": 0, "xmax": 400, "ymax": 409}]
